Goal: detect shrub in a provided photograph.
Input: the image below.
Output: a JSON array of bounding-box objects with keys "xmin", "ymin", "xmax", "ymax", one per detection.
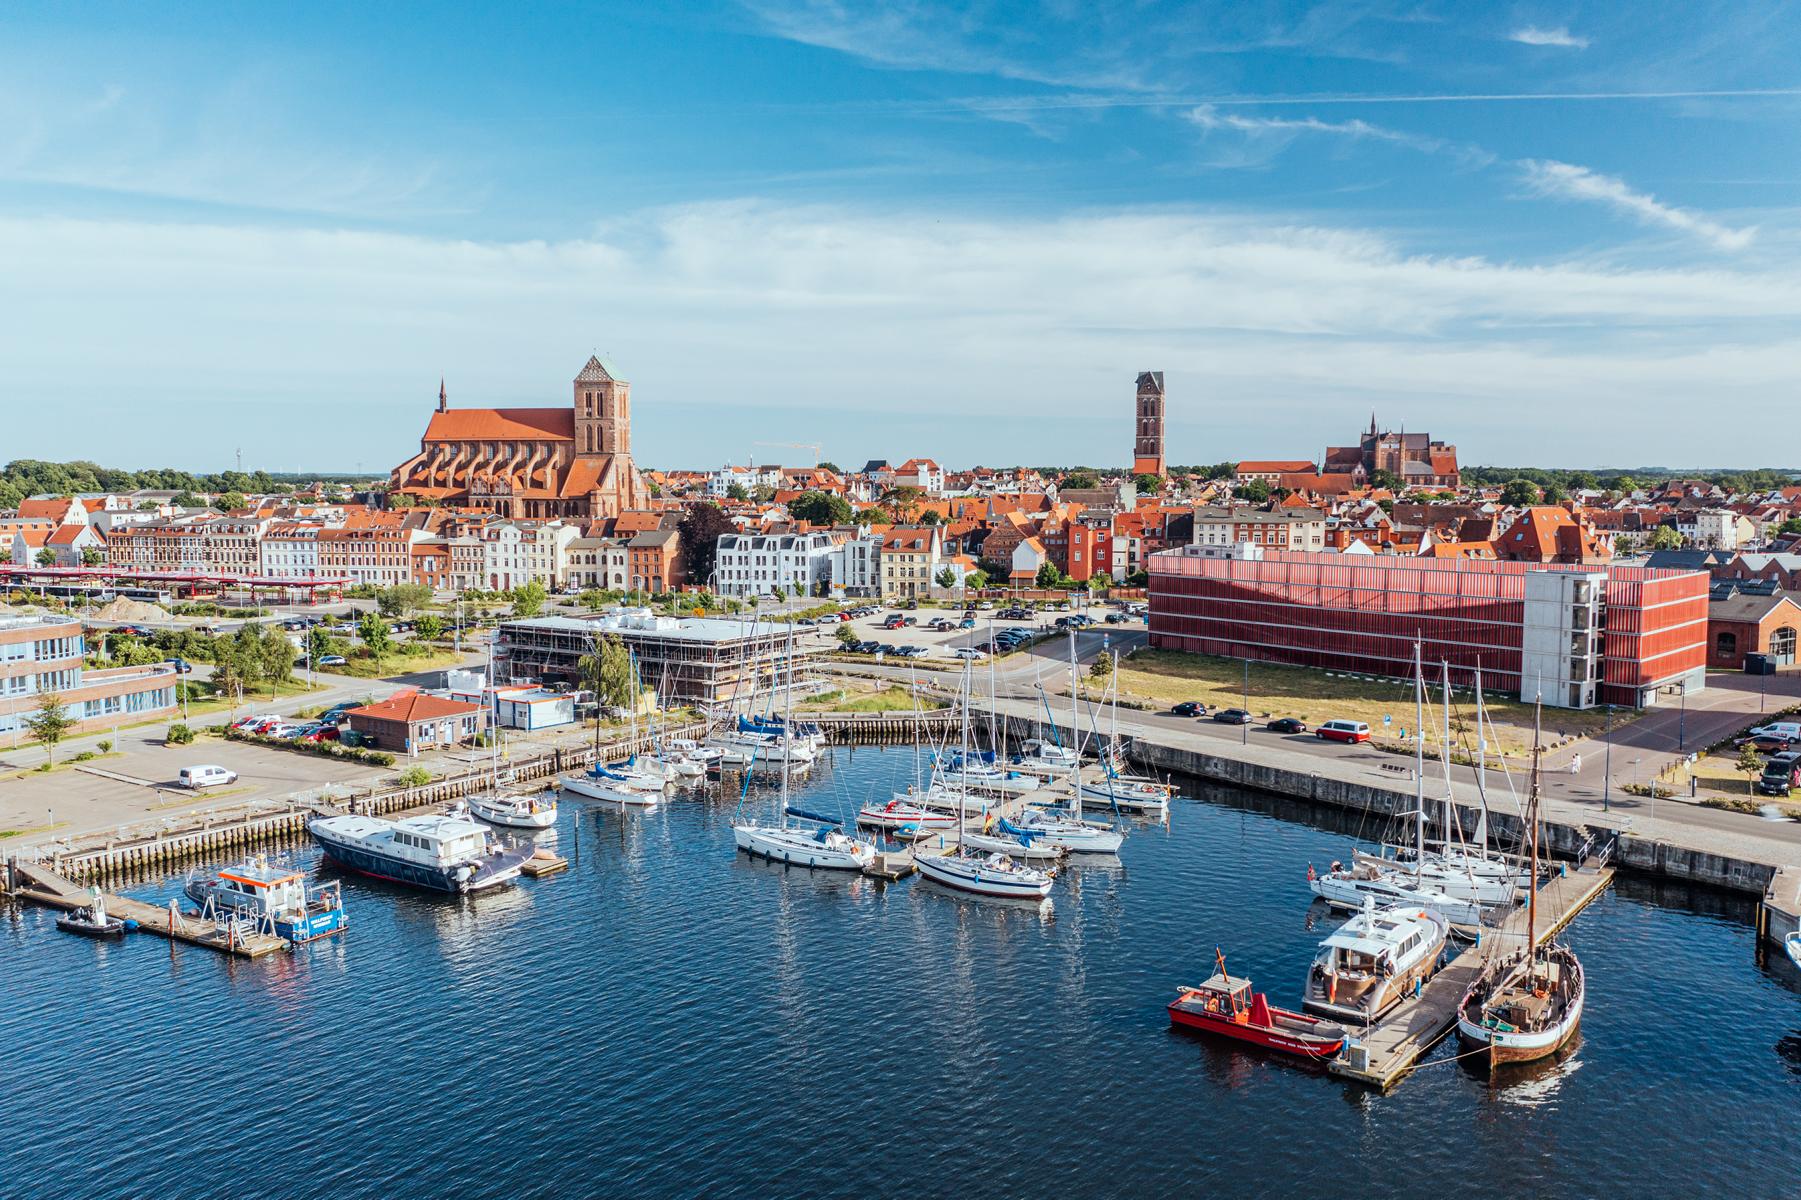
[
  {"xmin": 70, "ymin": 751, "xmax": 95, "ymax": 762},
  {"xmin": 166, "ymin": 723, "xmax": 196, "ymax": 745},
  {"xmin": 223, "ymin": 727, "xmax": 396, "ymax": 767},
  {"xmin": 96, "ymin": 739, "xmax": 113, "ymax": 754},
  {"xmin": 396, "ymin": 766, "xmax": 433, "ymax": 788}
]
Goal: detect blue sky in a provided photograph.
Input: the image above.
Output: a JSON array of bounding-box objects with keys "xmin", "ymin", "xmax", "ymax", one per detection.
[{"xmin": 5, "ymin": 1, "xmax": 1800, "ymax": 473}]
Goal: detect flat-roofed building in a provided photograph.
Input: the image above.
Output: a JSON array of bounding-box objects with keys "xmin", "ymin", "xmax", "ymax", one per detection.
[{"xmin": 498, "ymin": 608, "xmax": 794, "ymax": 706}]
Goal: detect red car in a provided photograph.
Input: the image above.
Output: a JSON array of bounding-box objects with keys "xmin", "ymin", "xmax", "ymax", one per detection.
[{"xmin": 1315, "ymin": 720, "xmax": 1372, "ymax": 744}]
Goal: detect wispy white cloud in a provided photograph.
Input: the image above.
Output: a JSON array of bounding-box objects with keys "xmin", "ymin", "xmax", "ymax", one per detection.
[
  {"xmin": 1521, "ymin": 159, "xmax": 1757, "ymax": 250},
  {"xmin": 1510, "ymin": 25, "xmax": 1590, "ymax": 49},
  {"xmin": 3, "ymin": 204, "xmax": 1798, "ymax": 467}
]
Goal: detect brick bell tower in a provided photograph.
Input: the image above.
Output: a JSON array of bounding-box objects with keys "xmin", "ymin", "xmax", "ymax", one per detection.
[
  {"xmin": 574, "ymin": 355, "xmax": 630, "ymax": 456},
  {"xmin": 1132, "ymin": 371, "xmax": 1165, "ymax": 477}
]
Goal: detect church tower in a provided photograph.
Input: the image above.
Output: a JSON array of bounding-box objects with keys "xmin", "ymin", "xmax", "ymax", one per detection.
[
  {"xmin": 1132, "ymin": 371, "xmax": 1166, "ymax": 477},
  {"xmin": 574, "ymin": 356, "xmax": 631, "ymax": 457}
]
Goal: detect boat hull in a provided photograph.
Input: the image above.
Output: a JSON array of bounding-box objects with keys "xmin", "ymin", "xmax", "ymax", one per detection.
[
  {"xmin": 1455, "ymin": 948, "xmax": 1586, "ymax": 1067},
  {"xmin": 915, "ymin": 853, "xmax": 1053, "ymax": 899},
  {"xmin": 959, "ymin": 831, "xmax": 1066, "ymax": 862},
  {"xmin": 182, "ymin": 880, "xmax": 349, "ymax": 942},
  {"xmin": 733, "ymin": 824, "xmax": 873, "ymax": 871},
  {"xmin": 1309, "ymin": 874, "xmax": 1485, "ymax": 928},
  {"xmin": 560, "ymin": 772, "xmax": 661, "ymax": 806},
  {"xmin": 468, "ymin": 796, "xmax": 559, "ymax": 828},
  {"xmin": 309, "ymin": 827, "xmax": 526, "ymax": 894},
  {"xmin": 1168, "ymin": 992, "xmax": 1346, "ymax": 1059},
  {"xmin": 56, "ymin": 915, "xmax": 127, "ymax": 939}
]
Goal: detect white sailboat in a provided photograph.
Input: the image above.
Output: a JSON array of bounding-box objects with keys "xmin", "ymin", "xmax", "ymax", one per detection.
[
  {"xmin": 732, "ymin": 627, "xmax": 873, "ymax": 870},
  {"xmin": 560, "ymin": 649, "xmax": 666, "ymax": 806},
  {"xmin": 465, "ymin": 642, "xmax": 559, "ymax": 829},
  {"xmin": 1309, "ymin": 643, "xmax": 1487, "ymax": 928},
  {"xmin": 916, "ymin": 664, "xmax": 1055, "ymax": 899},
  {"xmin": 1076, "ymin": 663, "xmax": 1172, "ymax": 816},
  {"xmin": 1015, "ymin": 632, "xmax": 1125, "ymax": 855}
]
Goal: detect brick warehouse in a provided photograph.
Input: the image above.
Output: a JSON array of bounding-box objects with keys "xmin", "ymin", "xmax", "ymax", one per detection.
[{"xmin": 1147, "ymin": 547, "xmax": 1708, "ymax": 709}]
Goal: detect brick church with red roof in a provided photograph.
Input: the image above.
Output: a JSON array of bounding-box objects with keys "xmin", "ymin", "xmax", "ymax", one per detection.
[{"xmin": 389, "ymin": 356, "xmax": 646, "ymax": 520}]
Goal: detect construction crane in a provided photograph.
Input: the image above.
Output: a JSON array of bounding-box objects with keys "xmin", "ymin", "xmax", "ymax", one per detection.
[{"xmin": 753, "ymin": 441, "xmax": 825, "ymax": 468}]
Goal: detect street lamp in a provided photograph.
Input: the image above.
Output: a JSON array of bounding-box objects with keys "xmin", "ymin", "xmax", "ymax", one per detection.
[{"xmin": 1602, "ymin": 704, "xmax": 1614, "ymax": 813}]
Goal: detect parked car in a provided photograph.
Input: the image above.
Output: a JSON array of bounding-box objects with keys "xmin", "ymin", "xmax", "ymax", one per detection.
[
  {"xmin": 318, "ymin": 706, "xmax": 353, "ymax": 725},
  {"xmin": 1265, "ymin": 717, "xmax": 1308, "ymax": 734},
  {"xmin": 1756, "ymin": 751, "xmax": 1801, "ymax": 796},
  {"xmin": 1171, "ymin": 701, "xmax": 1206, "ymax": 717},
  {"xmin": 179, "ymin": 765, "xmax": 239, "ymax": 789},
  {"xmin": 1316, "ymin": 719, "xmax": 1372, "ymax": 744},
  {"xmin": 976, "ymin": 601, "xmax": 994, "ymax": 610},
  {"xmin": 163, "ymin": 657, "xmax": 194, "ymax": 674},
  {"xmin": 959, "ymin": 617, "xmax": 976, "ymax": 629},
  {"xmin": 882, "ymin": 616, "xmax": 907, "ymax": 629},
  {"xmin": 1746, "ymin": 731, "xmax": 1795, "ymax": 753},
  {"xmin": 1103, "ymin": 613, "xmax": 1126, "ymax": 624},
  {"xmin": 319, "ymin": 654, "xmax": 348, "ymax": 666},
  {"xmin": 1212, "ymin": 708, "xmax": 1254, "ymax": 725},
  {"xmin": 949, "ymin": 646, "xmax": 987, "ymax": 659}
]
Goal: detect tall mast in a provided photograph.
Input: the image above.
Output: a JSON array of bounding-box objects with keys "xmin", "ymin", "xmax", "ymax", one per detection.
[
  {"xmin": 1472, "ymin": 660, "xmax": 1488, "ymax": 850},
  {"xmin": 1069, "ymin": 629, "xmax": 1083, "ymax": 816},
  {"xmin": 1413, "ymin": 639, "xmax": 1425, "ymax": 870},
  {"xmin": 987, "ymin": 621, "xmax": 999, "ymax": 757},
  {"xmin": 1440, "ymin": 660, "xmax": 1455, "ymax": 851},
  {"xmin": 779, "ymin": 623, "xmax": 792, "ymax": 831},
  {"xmin": 1527, "ymin": 695, "xmax": 1542, "ymax": 960},
  {"xmin": 956, "ymin": 661, "xmax": 972, "ymax": 855}
]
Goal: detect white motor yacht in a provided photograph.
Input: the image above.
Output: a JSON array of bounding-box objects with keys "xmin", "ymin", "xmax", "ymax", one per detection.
[
  {"xmin": 1076, "ymin": 776, "xmax": 1172, "ymax": 816},
  {"xmin": 1302, "ymin": 900, "xmax": 1450, "ymax": 1022},
  {"xmin": 467, "ymin": 790, "xmax": 559, "ymax": 830},
  {"xmin": 1308, "ymin": 862, "xmax": 1485, "ymax": 928}
]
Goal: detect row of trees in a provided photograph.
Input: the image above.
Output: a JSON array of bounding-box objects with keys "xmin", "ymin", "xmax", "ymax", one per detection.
[{"xmin": 0, "ymin": 458, "xmax": 358, "ymax": 512}]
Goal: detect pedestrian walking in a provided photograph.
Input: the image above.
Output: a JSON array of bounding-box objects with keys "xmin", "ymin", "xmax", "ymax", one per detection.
[{"xmin": 1569, "ymin": 753, "xmax": 1582, "ymax": 776}]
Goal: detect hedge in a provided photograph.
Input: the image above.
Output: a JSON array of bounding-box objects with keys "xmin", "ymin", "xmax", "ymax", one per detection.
[{"xmin": 224, "ymin": 726, "xmax": 396, "ymax": 767}]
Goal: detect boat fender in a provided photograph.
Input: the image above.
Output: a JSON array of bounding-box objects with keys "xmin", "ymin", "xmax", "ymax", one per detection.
[{"xmin": 1306, "ymin": 863, "xmax": 1316, "ymax": 882}]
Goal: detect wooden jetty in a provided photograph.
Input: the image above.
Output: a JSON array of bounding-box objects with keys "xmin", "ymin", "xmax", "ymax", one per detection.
[
  {"xmin": 4, "ymin": 858, "xmax": 288, "ymax": 958},
  {"xmin": 521, "ymin": 850, "xmax": 569, "ymax": 878},
  {"xmin": 1329, "ymin": 856, "xmax": 1615, "ymax": 1089}
]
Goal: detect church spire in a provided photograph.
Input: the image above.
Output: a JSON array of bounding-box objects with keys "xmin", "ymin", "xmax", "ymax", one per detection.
[{"xmin": 438, "ymin": 377, "xmax": 447, "ymax": 413}]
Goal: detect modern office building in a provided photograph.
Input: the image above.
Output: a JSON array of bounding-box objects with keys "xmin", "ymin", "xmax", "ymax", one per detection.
[
  {"xmin": 1146, "ymin": 547, "xmax": 1707, "ymax": 708},
  {"xmin": 0, "ymin": 614, "xmax": 179, "ymax": 737}
]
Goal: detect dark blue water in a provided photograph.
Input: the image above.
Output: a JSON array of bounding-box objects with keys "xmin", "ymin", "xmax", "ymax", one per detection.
[{"xmin": 4, "ymin": 748, "xmax": 1797, "ymax": 1199}]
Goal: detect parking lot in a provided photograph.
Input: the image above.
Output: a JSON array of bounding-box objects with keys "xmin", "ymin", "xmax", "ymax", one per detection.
[
  {"xmin": 797, "ymin": 601, "xmax": 1146, "ymax": 663},
  {"xmin": 0, "ymin": 726, "xmax": 386, "ymax": 842}
]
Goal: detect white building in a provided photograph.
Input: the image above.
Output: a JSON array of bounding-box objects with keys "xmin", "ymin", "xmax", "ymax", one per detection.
[
  {"xmin": 481, "ymin": 521, "xmax": 581, "ymax": 591},
  {"xmin": 827, "ymin": 531, "xmax": 882, "ymax": 597},
  {"xmin": 714, "ymin": 531, "xmax": 838, "ymax": 598},
  {"xmin": 1680, "ymin": 508, "xmax": 1754, "ymax": 551},
  {"xmin": 565, "ymin": 536, "xmax": 631, "ymax": 591},
  {"xmin": 708, "ymin": 463, "xmax": 785, "ymax": 498},
  {"xmin": 260, "ymin": 524, "xmax": 323, "ymax": 579},
  {"xmin": 894, "ymin": 458, "xmax": 946, "ymax": 496}
]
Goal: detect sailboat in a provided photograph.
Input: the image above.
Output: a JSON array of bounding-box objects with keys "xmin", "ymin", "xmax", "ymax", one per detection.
[
  {"xmin": 732, "ymin": 626, "xmax": 874, "ymax": 870},
  {"xmin": 560, "ymin": 649, "xmax": 667, "ymax": 806},
  {"xmin": 860, "ymin": 675, "xmax": 963, "ymax": 832},
  {"xmin": 1076, "ymin": 663, "xmax": 1172, "ymax": 816},
  {"xmin": 1014, "ymin": 632, "xmax": 1125, "ymax": 854},
  {"xmin": 1455, "ymin": 700, "xmax": 1586, "ymax": 1067},
  {"xmin": 1309, "ymin": 644, "xmax": 1486, "ymax": 928},
  {"xmin": 915, "ymin": 664, "xmax": 1055, "ymax": 899},
  {"xmin": 466, "ymin": 644, "xmax": 558, "ymax": 829},
  {"xmin": 1351, "ymin": 661, "xmax": 1527, "ymax": 904}
]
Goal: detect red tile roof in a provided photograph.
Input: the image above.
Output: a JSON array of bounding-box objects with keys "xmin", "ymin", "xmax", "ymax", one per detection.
[
  {"xmin": 422, "ymin": 407, "xmax": 574, "ymax": 442},
  {"xmin": 16, "ymin": 498, "xmax": 73, "ymax": 520},
  {"xmin": 347, "ymin": 693, "xmax": 483, "ymax": 723}
]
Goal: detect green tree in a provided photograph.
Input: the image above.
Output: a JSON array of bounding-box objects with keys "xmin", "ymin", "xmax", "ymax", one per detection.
[
  {"xmin": 1651, "ymin": 525, "xmax": 1684, "ymax": 551},
  {"xmin": 1501, "ymin": 478, "xmax": 1541, "ymax": 506},
  {"xmin": 917, "ymin": 508, "xmax": 942, "ymax": 527},
  {"xmin": 22, "ymin": 694, "xmax": 73, "ymax": 765},
  {"xmin": 257, "ymin": 623, "xmax": 294, "ymax": 692},
  {"xmin": 171, "ymin": 490, "xmax": 202, "ymax": 508},
  {"xmin": 1062, "ymin": 469, "xmax": 1099, "ymax": 490},
  {"xmin": 750, "ymin": 484, "xmax": 778, "ymax": 503},
  {"xmin": 80, "ymin": 546, "xmax": 105, "ymax": 566},
  {"xmin": 412, "ymin": 613, "xmax": 444, "ymax": 641},
  {"xmin": 579, "ymin": 631, "xmax": 636, "ymax": 712},
  {"xmin": 1089, "ymin": 654, "xmax": 1114, "ymax": 680},
  {"xmin": 1133, "ymin": 473, "xmax": 1162, "ymax": 493},
  {"xmin": 835, "ymin": 623, "xmax": 858, "ymax": 646},
  {"xmin": 1369, "ymin": 468, "xmax": 1400, "ymax": 490},
  {"xmin": 726, "ymin": 481, "xmax": 749, "ymax": 501},
  {"xmin": 358, "ymin": 611, "xmax": 394, "ymax": 674},
  {"xmin": 935, "ymin": 566, "xmax": 957, "ymax": 590},
  {"xmin": 1035, "ymin": 562, "xmax": 1063, "ymax": 588},
  {"xmin": 577, "ymin": 588, "xmax": 609, "ymax": 611},
  {"xmin": 882, "ymin": 486, "xmax": 924, "ymax": 523},
  {"xmin": 219, "ymin": 491, "xmax": 246, "ymax": 511},
  {"xmin": 965, "ymin": 568, "xmax": 988, "ymax": 591},
  {"xmin": 511, "ymin": 579, "xmax": 548, "ymax": 618},
  {"xmin": 34, "ymin": 548, "xmax": 56, "ymax": 566},
  {"xmin": 1237, "ymin": 478, "xmax": 1272, "ymax": 503},
  {"xmin": 676, "ymin": 502, "xmax": 738, "ymax": 584},
  {"xmin": 1738, "ymin": 742, "xmax": 1765, "ymax": 790},
  {"xmin": 1541, "ymin": 482, "xmax": 1569, "ymax": 504},
  {"xmin": 1779, "ymin": 517, "xmax": 1801, "ymax": 535},
  {"xmin": 307, "ymin": 626, "xmax": 337, "ymax": 662},
  {"xmin": 817, "ymin": 461, "xmax": 842, "ymax": 474},
  {"xmin": 788, "ymin": 490, "xmax": 854, "ymax": 526},
  {"xmin": 375, "ymin": 583, "xmax": 434, "ymax": 618},
  {"xmin": 212, "ymin": 644, "xmax": 250, "ymax": 712},
  {"xmin": 854, "ymin": 506, "xmax": 890, "ymax": 524}
]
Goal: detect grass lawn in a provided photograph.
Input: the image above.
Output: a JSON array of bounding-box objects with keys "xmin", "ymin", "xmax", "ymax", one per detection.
[
  {"xmin": 1078, "ymin": 649, "xmax": 1632, "ymax": 759},
  {"xmin": 179, "ymin": 679, "xmax": 328, "ymax": 721},
  {"xmin": 317, "ymin": 646, "xmax": 468, "ymax": 679},
  {"xmin": 798, "ymin": 685, "xmax": 945, "ymax": 713}
]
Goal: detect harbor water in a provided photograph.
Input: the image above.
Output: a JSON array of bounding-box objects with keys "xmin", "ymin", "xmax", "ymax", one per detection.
[{"xmin": 3, "ymin": 747, "xmax": 1797, "ymax": 1198}]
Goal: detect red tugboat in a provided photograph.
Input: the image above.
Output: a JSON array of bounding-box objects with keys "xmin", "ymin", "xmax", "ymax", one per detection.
[{"xmin": 1168, "ymin": 949, "xmax": 1348, "ymax": 1061}]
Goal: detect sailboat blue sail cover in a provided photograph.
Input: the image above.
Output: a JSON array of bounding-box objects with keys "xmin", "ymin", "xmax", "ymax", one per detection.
[
  {"xmin": 998, "ymin": 818, "xmax": 1038, "ymax": 843},
  {"xmin": 785, "ymin": 806, "xmax": 843, "ymax": 827}
]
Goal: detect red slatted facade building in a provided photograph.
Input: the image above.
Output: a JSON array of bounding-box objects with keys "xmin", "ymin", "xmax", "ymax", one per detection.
[{"xmin": 1147, "ymin": 550, "xmax": 1705, "ymax": 708}]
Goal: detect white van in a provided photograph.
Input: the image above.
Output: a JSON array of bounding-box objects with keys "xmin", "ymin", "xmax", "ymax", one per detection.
[{"xmin": 179, "ymin": 765, "xmax": 239, "ymax": 789}]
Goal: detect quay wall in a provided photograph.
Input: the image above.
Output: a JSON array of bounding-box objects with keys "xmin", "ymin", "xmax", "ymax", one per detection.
[{"xmin": 996, "ymin": 713, "xmax": 1783, "ymax": 899}]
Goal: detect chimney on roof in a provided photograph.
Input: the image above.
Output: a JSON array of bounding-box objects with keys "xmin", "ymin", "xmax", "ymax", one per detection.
[{"xmin": 438, "ymin": 378, "xmax": 447, "ymax": 413}]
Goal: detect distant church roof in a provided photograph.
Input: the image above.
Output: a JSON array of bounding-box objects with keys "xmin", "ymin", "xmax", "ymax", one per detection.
[
  {"xmin": 423, "ymin": 407, "xmax": 574, "ymax": 442},
  {"xmin": 576, "ymin": 355, "xmax": 624, "ymax": 384},
  {"xmin": 1136, "ymin": 371, "xmax": 1164, "ymax": 393}
]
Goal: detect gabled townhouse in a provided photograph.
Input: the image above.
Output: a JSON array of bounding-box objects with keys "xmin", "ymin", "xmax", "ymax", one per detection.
[
  {"xmin": 877, "ymin": 527, "xmax": 943, "ymax": 599},
  {"xmin": 626, "ymin": 528, "xmax": 684, "ymax": 593},
  {"xmin": 714, "ymin": 530, "xmax": 837, "ymax": 598},
  {"xmin": 565, "ymin": 535, "xmax": 631, "ymax": 591}
]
